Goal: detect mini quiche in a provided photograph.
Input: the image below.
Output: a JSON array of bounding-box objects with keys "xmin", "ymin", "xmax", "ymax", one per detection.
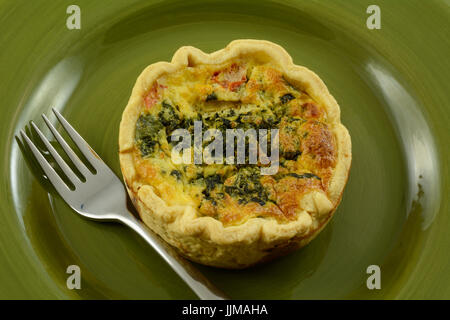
[{"xmin": 119, "ymin": 39, "xmax": 351, "ymax": 269}]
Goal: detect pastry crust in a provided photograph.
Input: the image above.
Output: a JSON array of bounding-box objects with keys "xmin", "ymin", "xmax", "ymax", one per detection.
[{"xmin": 119, "ymin": 39, "xmax": 351, "ymax": 268}]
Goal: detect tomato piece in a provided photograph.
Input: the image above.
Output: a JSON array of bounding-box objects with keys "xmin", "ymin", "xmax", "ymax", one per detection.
[
  {"xmin": 143, "ymin": 84, "xmax": 167, "ymax": 110},
  {"xmin": 211, "ymin": 64, "xmax": 247, "ymax": 92},
  {"xmin": 228, "ymin": 79, "xmax": 246, "ymax": 92}
]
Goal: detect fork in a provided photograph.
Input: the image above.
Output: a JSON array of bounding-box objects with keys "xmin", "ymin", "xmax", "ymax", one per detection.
[{"xmin": 18, "ymin": 108, "xmax": 228, "ymax": 300}]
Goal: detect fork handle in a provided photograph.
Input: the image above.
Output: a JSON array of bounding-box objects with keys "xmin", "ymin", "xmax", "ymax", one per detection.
[{"xmin": 118, "ymin": 214, "xmax": 229, "ymax": 300}]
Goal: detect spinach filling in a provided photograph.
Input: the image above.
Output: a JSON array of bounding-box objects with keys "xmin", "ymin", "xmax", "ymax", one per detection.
[
  {"xmin": 287, "ymin": 172, "xmax": 321, "ymax": 180},
  {"xmin": 136, "ymin": 101, "xmax": 182, "ymax": 156},
  {"xmin": 280, "ymin": 93, "xmax": 295, "ymax": 104},
  {"xmin": 225, "ymin": 167, "xmax": 269, "ymax": 206},
  {"xmin": 158, "ymin": 101, "xmax": 181, "ymax": 133},
  {"xmin": 201, "ymin": 174, "xmax": 223, "ymax": 205},
  {"xmin": 170, "ymin": 169, "xmax": 182, "ymax": 180},
  {"xmin": 135, "ymin": 114, "xmax": 164, "ymax": 157},
  {"xmin": 205, "ymin": 92, "xmax": 217, "ymax": 101}
]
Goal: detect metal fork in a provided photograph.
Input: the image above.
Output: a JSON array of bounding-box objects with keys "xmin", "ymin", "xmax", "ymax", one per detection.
[{"xmin": 18, "ymin": 108, "xmax": 228, "ymax": 300}]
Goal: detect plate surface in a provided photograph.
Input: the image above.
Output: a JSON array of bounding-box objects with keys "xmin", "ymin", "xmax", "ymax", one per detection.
[{"xmin": 0, "ymin": 0, "xmax": 449, "ymax": 299}]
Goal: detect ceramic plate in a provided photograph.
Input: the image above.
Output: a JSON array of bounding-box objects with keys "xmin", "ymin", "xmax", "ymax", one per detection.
[{"xmin": 1, "ymin": 0, "xmax": 449, "ymax": 299}]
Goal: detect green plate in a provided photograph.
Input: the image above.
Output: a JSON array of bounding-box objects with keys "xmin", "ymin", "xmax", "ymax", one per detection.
[{"xmin": 1, "ymin": 0, "xmax": 449, "ymax": 299}]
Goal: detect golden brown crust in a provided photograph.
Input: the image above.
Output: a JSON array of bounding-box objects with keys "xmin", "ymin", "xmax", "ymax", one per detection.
[{"xmin": 119, "ymin": 39, "xmax": 352, "ymax": 268}]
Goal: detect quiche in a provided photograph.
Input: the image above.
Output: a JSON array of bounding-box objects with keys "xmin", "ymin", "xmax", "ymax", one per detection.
[{"xmin": 119, "ymin": 40, "xmax": 351, "ymax": 269}]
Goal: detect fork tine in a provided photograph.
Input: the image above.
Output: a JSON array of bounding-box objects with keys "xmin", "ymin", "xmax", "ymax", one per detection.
[
  {"xmin": 52, "ymin": 108, "xmax": 102, "ymax": 171},
  {"xmin": 19, "ymin": 130, "xmax": 72, "ymax": 196},
  {"xmin": 42, "ymin": 114, "xmax": 92, "ymax": 178},
  {"xmin": 31, "ymin": 121, "xmax": 82, "ymax": 186}
]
